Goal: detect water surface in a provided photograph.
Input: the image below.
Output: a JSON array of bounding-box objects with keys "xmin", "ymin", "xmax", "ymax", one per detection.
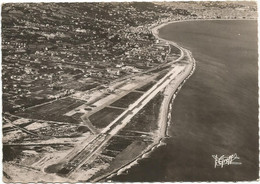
[{"xmin": 112, "ymin": 20, "xmax": 258, "ymax": 181}]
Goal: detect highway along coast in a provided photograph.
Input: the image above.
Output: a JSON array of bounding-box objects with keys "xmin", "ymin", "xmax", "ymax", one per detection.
[
  {"xmin": 91, "ymin": 21, "xmax": 196, "ymax": 182},
  {"xmin": 41, "ymin": 20, "xmax": 196, "ymax": 182},
  {"xmin": 2, "ymin": 2, "xmax": 257, "ymax": 182},
  {"xmin": 3, "ymin": 20, "xmax": 196, "ymax": 182}
]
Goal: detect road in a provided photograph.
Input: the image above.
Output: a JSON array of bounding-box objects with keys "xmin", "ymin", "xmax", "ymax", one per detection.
[
  {"xmin": 91, "ymin": 48, "xmax": 195, "ymax": 182},
  {"xmin": 157, "ymin": 48, "xmax": 196, "ymax": 139},
  {"xmin": 46, "ymin": 21, "xmax": 193, "ymax": 179},
  {"xmin": 52, "ymin": 52, "xmax": 192, "ymax": 177}
]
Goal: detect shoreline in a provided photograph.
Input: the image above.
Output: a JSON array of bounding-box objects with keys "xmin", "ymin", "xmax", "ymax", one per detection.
[
  {"xmin": 93, "ymin": 19, "xmax": 197, "ymax": 182},
  {"xmin": 94, "ymin": 17, "xmax": 255, "ymax": 182},
  {"xmin": 151, "ymin": 18, "xmax": 256, "ymax": 40},
  {"xmin": 5, "ymin": 18, "xmax": 254, "ymax": 182}
]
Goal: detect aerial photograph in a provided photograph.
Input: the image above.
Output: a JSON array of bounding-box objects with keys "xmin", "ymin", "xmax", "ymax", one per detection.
[{"xmin": 1, "ymin": 1, "xmax": 258, "ymax": 182}]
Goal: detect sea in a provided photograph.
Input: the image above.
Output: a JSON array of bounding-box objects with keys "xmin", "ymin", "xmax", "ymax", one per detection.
[{"xmin": 111, "ymin": 20, "xmax": 258, "ymax": 181}]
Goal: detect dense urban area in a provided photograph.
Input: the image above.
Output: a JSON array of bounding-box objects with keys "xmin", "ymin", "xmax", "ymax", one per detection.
[{"xmin": 2, "ymin": 1, "xmax": 257, "ymax": 182}]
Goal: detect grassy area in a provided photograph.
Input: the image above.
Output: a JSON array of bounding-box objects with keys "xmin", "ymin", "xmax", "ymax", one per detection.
[
  {"xmin": 155, "ymin": 70, "xmax": 169, "ymax": 81},
  {"xmin": 16, "ymin": 97, "xmax": 85, "ymax": 124},
  {"xmin": 101, "ymin": 149, "xmax": 120, "ymax": 158},
  {"xmin": 124, "ymin": 93, "xmax": 163, "ymax": 132},
  {"xmin": 99, "ymin": 136, "xmax": 134, "ymax": 158},
  {"xmin": 136, "ymin": 81, "xmax": 156, "ymax": 92},
  {"xmin": 105, "ymin": 136, "xmax": 133, "ymax": 152},
  {"xmin": 110, "ymin": 92, "xmax": 143, "ymax": 108},
  {"xmin": 77, "ymin": 83, "xmax": 99, "ymax": 91},
  {"xmin": 107, "ymin": 140, "xmax": 150, "ymax": 170},
  {"xmin": 89, "ymin": 107, "xmax": 124, "ymax": 128},
  {"xmin": 91, "ymin": 140, "xmax": 151, "ymax": 181},
  {"xmin": 150, "ymin": 65, "xmax": 169, "ymax": 73},
  {"xmin": 89, "ymin": 93, "xmax": 164, "ymax": 180},
  {"xmin": 71, "ymin": 112, "xmax": 84, "ymax": 122},
  {"xmin": 3, "ymin": 145, "xmax": 23, "ymax": 161},
  {"xmin": 170, "ymin": 44, "xmax": 181, "ymax": 55}
]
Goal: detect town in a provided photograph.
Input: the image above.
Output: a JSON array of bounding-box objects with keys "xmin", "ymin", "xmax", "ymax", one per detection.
[
  {"xmin": 2, "ymin": 2, "xmax": 257, "ymax": 182},
  {"xmin": 2, "ymin": 2, "xmax": 256, "ymax": 113}
]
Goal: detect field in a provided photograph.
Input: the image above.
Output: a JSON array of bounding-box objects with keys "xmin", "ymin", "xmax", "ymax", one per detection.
[
  {"xmin": 71, "ymin": 112, "xmax": 85, "ymax": 122},
  {"xmin": 16, "ymin": 97, "xmax": 85, "ymax": 124},
  {"xmin": 105, "ymin": 136, "xmax": 133, "ymax": 152},
  {"xmin": 170, "ymin": 44, "xmax": 181, "ymax": 55},
  {"xmin": 91, "ymin": 136, "xmax": 152, "ymax": 181},
  {"xmin": 136, "ymin": 81, "xmax": 156, "ymax": 92},
  {"xmin": 110, "ymin": 92, "xmax": 143, "ymax": 108},
  {"xmin": 154, "ymin": 70, "xmax": 169, "ymax": 81},
  {"xmin": 150, "ymin": 65, "xmax": 169, "ymax": 73},
  {"xmin": 89, "ymin": 107, "xmax": 124, "ymax": 128},
  {"xmin": 105, "ymin": 140, "xmax": 150, "ymax": 172},
  {"xmin": 77, "ymin": 82, "xmax": 99, "ymax": 91},
  {"xmin": 123, "ymin": 93, "xmax": 163, "ymax": 132}
]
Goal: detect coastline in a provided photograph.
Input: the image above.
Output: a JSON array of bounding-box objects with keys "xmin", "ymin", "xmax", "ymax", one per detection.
[
  {"xmin": 2, "ymin": 0, "xmax": 257, "ymax": 181},
  {"xmin": 5, "ymin": 19, "xmax": 255, "ymax": 182},
  {"xmin": 94, "ymin": 18, "xmax": 256, "ymax": 182},
  {"xmin": 93, "ymin": 19, "xmax": 197, "ymax": 182},
  {"xmin": 146, "ymin": 19, "xmax": 258, "ymax": 181}
]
